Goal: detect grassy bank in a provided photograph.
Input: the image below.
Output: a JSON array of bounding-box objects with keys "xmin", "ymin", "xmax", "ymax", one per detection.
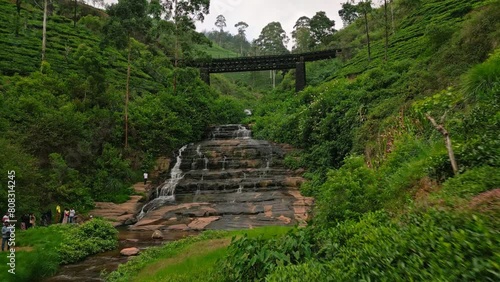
[
  {"xmin": 0, "ymin": 219, "xmax": 117, "ymax": 282},
  {"xmin": 106, "ymin": 226, "xmax": 292, "ymax": 282}
]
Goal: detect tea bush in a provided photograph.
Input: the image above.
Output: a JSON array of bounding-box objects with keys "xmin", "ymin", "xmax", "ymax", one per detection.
[
  {"xmin": 314, "ymin": 155, "xmax": 380, "ymax": 224},
  {"xmin": 215, "ymin": 229, "xmax": 315, "ymax": 282},
  {"xmin": 269, "ymin": 211, "xmax": 499, "ymax": 281}
]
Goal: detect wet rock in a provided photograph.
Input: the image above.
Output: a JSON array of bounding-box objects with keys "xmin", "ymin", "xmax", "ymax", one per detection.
[
  {"xmin": 120, "ymin": 247, "xmax": 140, "ymax": 256},
  {"xmin": 136, "ymin": 125, "xmax": 313, "ymax": 231},
  {"xmin": 125, "ymin": 239, "xmax": 139, "ymax": 243},
  {"xmin": 151, "ymin": 230, "xmax": 164, "ymax": 239},
  {"xmin": 188, "ymin": 217, "xmax": 221, "ymax": 230},
  {"xmin": 167, "ymin": 224, "xmax": 190, "ymax": 231},
  {"xmin": 124, "ymin": 217, "xmax": 137, "ymax": 225}
]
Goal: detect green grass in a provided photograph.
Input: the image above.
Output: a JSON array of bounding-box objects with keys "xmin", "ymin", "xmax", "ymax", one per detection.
[
  {"xmin": 0, "ymin": 225, "xmax": 70, "ymax": 281},
  {"xmin": 0, "ymin": 220, "xmax": 117, "ymax": 282}
]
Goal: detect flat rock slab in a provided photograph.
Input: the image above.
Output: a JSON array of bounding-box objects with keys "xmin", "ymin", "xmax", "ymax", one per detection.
[
  {"xmin": 188, "ymin": 217, "xmax": 221, "ymax": 230},
  {"xmin": 167, "ymin": 224, "xmax": 190, "ymax": 231}
]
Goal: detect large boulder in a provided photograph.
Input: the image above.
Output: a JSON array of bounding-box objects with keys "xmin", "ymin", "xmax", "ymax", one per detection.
[
  {"xmin": 152, "ymin": 230, "xmax": 164, "ymax": 239},
  {"xmin": 120, "ymin": 247, "xmax": 140, "ymax": 256}
]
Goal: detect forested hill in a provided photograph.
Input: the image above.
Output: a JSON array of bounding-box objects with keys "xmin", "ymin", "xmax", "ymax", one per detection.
[
  {"xmin": 221, "ymin": 0, "xmax": 498, "ymax": 280},
  {"xmin": 0, "ymin": 0, "xmax": 248, "ymax": 214}
]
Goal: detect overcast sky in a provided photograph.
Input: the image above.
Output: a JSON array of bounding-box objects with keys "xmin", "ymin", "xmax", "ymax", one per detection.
[
  {"xmin": 196, "ymin": 0, "xmax": 345, "ymax": 42},
  {"xmin": 103, "ymin": 0, "xmax": 347, "ymax": 43}
]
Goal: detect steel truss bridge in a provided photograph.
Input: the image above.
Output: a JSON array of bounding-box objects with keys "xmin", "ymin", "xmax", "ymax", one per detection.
[{"xmin": 179, "ymin": 49, "xmax": 341, "ymax": 92}]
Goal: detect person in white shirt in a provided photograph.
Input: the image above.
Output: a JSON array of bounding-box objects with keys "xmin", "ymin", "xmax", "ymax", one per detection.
[
  {"xmin": 2, "ymin": 222, "xmax": 13, "ymax": 251},
  {"xmin": 69, "ymin": 209, "xmax": 75, "ymax": 223},
  {"xmin": 143, "ymin": 172, "xmax": 148, "ymax": 185}
]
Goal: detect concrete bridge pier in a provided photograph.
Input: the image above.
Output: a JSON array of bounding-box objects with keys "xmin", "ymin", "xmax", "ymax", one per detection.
[
  {"xmin": 295, "ymin": 57, "xmax": 306, "ymax": 92},
  {"xmin": 200, "ymin": 68, "xmax": 210, "ymax": 85}
]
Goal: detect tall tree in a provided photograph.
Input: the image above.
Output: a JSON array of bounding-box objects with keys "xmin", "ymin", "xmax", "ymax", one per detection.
[
  {"xmin": 15, "ymin": 0, "xmax": 22, "ymax": 36},
  {"xmin": 41, "ymin": 0, "xmax": 48, "ymax": 64},
  {"xmin": 105, "ymin": 0, "xmax": 151, "ymax": 149},
  {"xmin": 309, "ymin": 11, "xmax": 335, "ymax": 47},
  {"xmin": 339, "ymin": 1, "xmax": 359, "ymax": 27},
  {"xmin": 215, "ymin": 14, "xmax": 226, "ymax": 45},
  {"xmin": 73, "ymin": 0, "xmax": 78, "ymax": 27},
  {"xmin": 384, "ymin": 0, "xmax": 389, "ymax": 61},
  {"xmin": 215, "ymin": 14, "xmax": 226, "ymax": 32},
  {"xmin": 254, "ymin": 22, "xmax": 289, "ymax": 55},
  {"xmin": 358, "ymin": 0, "xmax": 373, "ymax": 62},
  {"xmin": 235, "ymin": 21, "xmax": 249, "ymax": 56},
  {"xmin": 292, "ymin": 16, "xmax": 311, "ymax": 53},
  {"xmin": 161, "ymin": 0, "xmax": 210, "ymax": 91}
]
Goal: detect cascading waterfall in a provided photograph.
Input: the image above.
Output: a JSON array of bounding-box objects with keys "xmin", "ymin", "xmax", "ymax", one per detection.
[
  {"xmin": 159, "ymin": 145, "xmax": 187, "ymax": 197},
  {"xmin": 203, "ymin": 156, "xmax": 209, "ymax": 170},
  {"xmin": 235, "ymin": 125, "xmax": 251, "ymax": 139},
  {"xmin": 221, "ymin": 156, "xmax": 227, "ymax": 170},
  {"xmin": 134, "ymin": 124, "xmax": 311, "ymax": 229},
  {"xmin": 137, "ymin": 145, "xmax": 187, "ymax": 220}
]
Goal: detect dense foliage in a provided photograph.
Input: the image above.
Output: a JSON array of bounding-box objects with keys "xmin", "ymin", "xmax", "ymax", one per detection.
[
  {"xmin": 0, "ymin": 0, "xmax": 247, "ymax": 215},
  {"xmin": 58, "ymin": 218, "xmax": 118, "ymax": 264}
]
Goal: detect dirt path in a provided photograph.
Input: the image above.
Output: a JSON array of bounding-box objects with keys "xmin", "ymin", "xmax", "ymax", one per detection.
[{"xmin": 89, "ymin": 182, "xmax": 148, "ymax": 227}]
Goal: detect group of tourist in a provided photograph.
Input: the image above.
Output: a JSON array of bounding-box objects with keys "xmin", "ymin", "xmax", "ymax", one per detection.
[
  {"xmin": 56, "ymin": 206, "xmax": 77, "ymax": 224},
  {"xmin": 20, "ymin": 213, "xmax": 37, "ymax": 230}
]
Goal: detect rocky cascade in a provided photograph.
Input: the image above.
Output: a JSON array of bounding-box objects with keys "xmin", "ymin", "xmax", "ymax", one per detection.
[{"xmin": 130, "ymin": 125, "xmax": 313, "ymax": 231}]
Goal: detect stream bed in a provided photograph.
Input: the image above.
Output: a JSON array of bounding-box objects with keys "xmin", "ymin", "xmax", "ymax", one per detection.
[{"xmin": 44, "ymin": 228, "xmax": 199, "ymax": 282}]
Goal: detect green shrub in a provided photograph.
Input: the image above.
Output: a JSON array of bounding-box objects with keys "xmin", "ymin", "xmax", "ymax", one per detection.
[
  {"xmin": 215, "ymin": 229, "xmax": 315, "ymax": 282},
  {"xmin": 439, "ymin": 166, "xmax": 500, "ymax": 200},
  {"xmin": 314, "ymin": 155, "xmax": 380, "ymax": 224},
  {"xmin": 58, "ymin": 219, "xmax": 118, "ymax": 264},
  {"xmin": 270, "ymin": 211, "xmax": 499, "ymax": 281}
]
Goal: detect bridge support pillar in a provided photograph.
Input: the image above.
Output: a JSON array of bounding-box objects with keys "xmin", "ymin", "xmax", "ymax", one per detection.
[
  {"xmin": 200, "ymin": 68, "xmax": 210, "ymax": 85},
  {"xmin": 295, "ymin": 59, "xmax": 306, "ymax": 92}
]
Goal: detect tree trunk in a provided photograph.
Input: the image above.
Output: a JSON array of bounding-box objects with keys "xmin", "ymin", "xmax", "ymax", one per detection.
[
  {"xmin": 384, "ymin": 0, "xmax": 389, "ymax": 62},
  {"xmin": 425, "ymin": 114, "xmax": 458, "ymax": 175},
  {"xmin": 15, "ymin": 0, "xmax": 21, "ymax": 36},
  {"xmin": 74, "ymin": 0, "xmax": 77, "ymax": 27},
  {"xmin": 390, "ymin": 0, "xmax": 395, "ymax": 34},
  {"xmin": 240, "ymin": 39, "xmax": 243, "ymax": 56},
  {"xmin": 363, "ymin": 10, "xmax": 371, "ymax": 62},
  {"xmin": 41, "ymin": 0, "xmax": 48, "ymax": 63},
  {"xmin": 173, "ymin": 0, "xmax": 178, "ymax": 93},
  {"xmin": 125, "ymin": 36, "xmax": 131, "ymax": 149},
  {"xmin": 174, "ymin": 27, "xmax": 178, "ymax": 93}
]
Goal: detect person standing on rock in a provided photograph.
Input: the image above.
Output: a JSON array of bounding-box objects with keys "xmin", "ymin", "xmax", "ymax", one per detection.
[{"xmin": 143, "ymin": 172, "xmax": 148, "ymax": 185}]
